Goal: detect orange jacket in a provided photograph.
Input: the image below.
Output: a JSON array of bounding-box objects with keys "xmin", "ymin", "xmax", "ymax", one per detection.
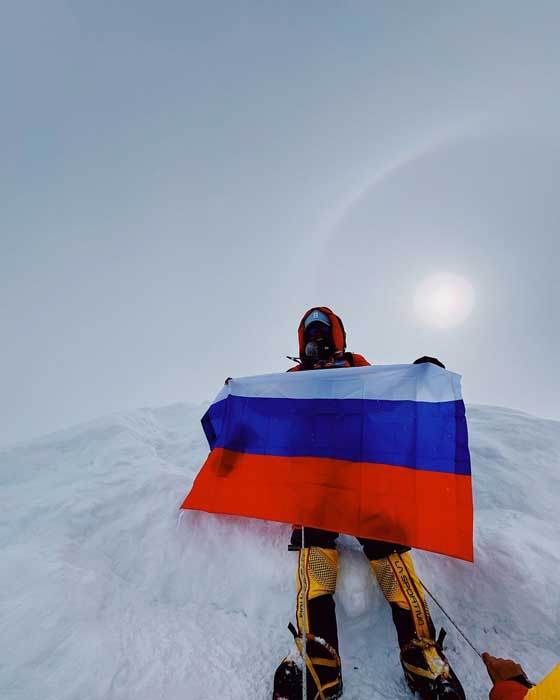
[
  {"xmin": 288, "ymin": 306, "xmax": 370, "ymax": 371},
  {"xmin": 490, "ymin": 665, "xmax": 560, "ymax": 700}
]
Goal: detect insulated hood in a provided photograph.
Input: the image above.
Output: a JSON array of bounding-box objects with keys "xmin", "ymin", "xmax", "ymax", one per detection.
[{"xmin": 297, "ymin": 306, "xmax": 347, "ymax": 358}]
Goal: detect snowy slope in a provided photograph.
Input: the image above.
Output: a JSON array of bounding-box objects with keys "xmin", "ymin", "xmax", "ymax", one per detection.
[{"xmin": 1, "ymin": 402, "xmax": 559, "ymax": 700}]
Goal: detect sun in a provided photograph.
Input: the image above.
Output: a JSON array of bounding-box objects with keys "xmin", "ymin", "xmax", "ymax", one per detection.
[{"xmin": 414, "ymin": 273, "xmax": 475, "ymax": 329}]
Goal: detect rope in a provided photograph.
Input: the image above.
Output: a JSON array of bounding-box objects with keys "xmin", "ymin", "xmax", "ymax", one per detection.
[
  {"xmin": 418, "ymin": 578, "xmax": 539, "ymax": 685},
  {"xmin": 418, "ymin": 576, "xmax": 483, "ymax": 659}
]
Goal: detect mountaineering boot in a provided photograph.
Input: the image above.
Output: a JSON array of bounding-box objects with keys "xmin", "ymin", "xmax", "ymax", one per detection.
[
  {"xmin": 273, "ymin": 654, "xmax": 302, "ymax": 700},
  {"xmin": 369, "ymin": 550, "xmax": 465, "ymax": 699},
  {"xmin": 400, "ymin": 636, "xmax": 465, "ymax": 700},
  {"xmin": 272, "ymin": 634, "xmax": 342, "ymax": 700},
  {"xmin": 273, "ymin": 542, "xmax": 342, "ymax": 699}
]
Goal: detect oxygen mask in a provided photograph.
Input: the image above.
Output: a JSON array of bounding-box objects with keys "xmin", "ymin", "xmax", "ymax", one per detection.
[{"xmin": 304, "ymin": 322, "xmax": 333, "ymax": 361}]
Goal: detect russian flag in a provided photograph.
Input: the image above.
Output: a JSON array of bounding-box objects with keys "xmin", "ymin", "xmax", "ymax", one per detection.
[{"xmin": 181, "ymin": 363, "xmax": 473, "ymax": 561}]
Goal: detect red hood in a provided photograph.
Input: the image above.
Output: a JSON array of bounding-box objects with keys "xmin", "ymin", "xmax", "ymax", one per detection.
[{"xmin": 297, "ymin": 307, "xmax": 347, "ymax": 358}]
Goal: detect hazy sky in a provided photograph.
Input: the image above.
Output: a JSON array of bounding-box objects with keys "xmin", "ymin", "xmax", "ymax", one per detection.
[{"xmin": 2, "ymin": 1, "xmax": 560, "ymax": 446}]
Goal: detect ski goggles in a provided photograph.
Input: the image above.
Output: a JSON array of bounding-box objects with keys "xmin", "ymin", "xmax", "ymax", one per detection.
[{"xmin": 304, "ymin": 323, "xmax": 331, "ymax": 340}]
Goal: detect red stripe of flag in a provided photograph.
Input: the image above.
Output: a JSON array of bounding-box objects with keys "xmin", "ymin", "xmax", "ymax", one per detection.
[{"xmin": 181, "ymin": 448, "xmax": 474, "ymax": 561}]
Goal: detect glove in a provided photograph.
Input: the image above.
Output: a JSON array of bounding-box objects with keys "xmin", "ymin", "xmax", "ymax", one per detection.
[
  {"xmin": 482, "ymin": 653, "xmax": 533, "ymax": 687},
  {"xmin": 413, "ymin": 356, "xmax": 446, "ymax": 369}
]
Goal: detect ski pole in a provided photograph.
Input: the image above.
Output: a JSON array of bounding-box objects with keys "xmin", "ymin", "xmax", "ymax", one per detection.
[
  {"xmin": 288, "ymin": 624, "xmax": 326, "ymax": 700},
  {"xmin": 300, "ymin": 526, "xmax": 307, "ymax": 700}
]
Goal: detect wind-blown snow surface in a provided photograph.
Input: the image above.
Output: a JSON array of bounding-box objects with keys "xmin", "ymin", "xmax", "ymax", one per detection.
[{"xmin": 1, "ymin": 403, "xmax": 559, "ymax": 699}]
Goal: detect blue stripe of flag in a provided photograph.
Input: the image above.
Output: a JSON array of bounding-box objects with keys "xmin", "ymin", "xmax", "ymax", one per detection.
[{"xmin": 202, "ymin": 395, "xmax": 471, "ymax": 476}]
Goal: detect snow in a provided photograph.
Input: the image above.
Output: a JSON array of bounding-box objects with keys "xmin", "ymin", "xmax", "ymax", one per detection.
[{"xmin": 1, "ymin": 402, "xmax": 559, "ymax": 699}]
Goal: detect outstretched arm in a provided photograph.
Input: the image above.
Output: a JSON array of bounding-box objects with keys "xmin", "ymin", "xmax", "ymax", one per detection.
[{"xmin": 483, "ymin": 653, "xmax": 534, "ymax": 700}]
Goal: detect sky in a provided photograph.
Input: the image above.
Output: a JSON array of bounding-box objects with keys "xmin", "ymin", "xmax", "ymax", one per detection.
[{"xmin": 2, "ymin": 1, "xmax": 560, "ymax": 446}]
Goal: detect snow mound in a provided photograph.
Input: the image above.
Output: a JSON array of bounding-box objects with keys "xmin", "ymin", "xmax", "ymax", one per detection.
[{"xmin": 1, "ymin": 403, "xmax": 559, "ymax": 699}]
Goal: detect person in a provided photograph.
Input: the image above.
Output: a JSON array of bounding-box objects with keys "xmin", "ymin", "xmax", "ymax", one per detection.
[
  {"xmin": 273, "ymin": 307, "xmax": 465, "ymax": 700},
  {"xmin": 482, "ymin": 653, "xmax": 560, "ymax": 700}
]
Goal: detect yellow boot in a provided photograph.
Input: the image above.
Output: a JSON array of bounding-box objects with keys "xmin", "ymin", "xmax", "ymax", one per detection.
[
  {"xmin": 370, "ymin": 551, "xmax": 465, "ymax": 700},
  {"xmin": 273, "ymin": 546, "xmax": 342, "ymax": 700}
]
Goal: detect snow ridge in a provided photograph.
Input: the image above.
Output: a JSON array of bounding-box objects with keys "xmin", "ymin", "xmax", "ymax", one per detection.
[{"xmin": 1, "ymin": 403, "xmax": 559, "ymax": 699}]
